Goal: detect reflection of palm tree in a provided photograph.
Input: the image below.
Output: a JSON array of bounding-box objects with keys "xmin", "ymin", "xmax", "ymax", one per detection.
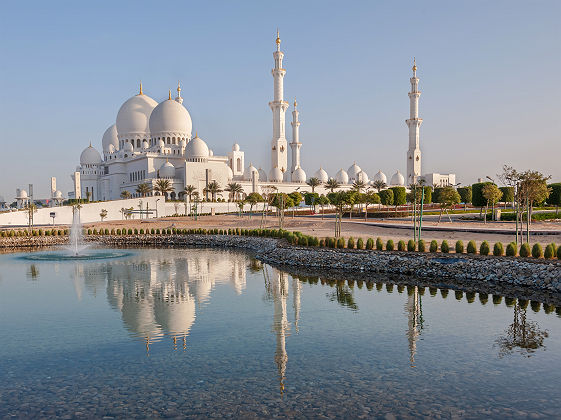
[
  {"xmin": 327, "ymin": 283, "xmax": 358, "ymax": 311},
  {"xmin": 495, "ymin": 302, "xmax": 548, "ymax": 358}
]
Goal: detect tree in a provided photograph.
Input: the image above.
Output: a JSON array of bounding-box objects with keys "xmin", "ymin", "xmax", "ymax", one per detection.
[
  {"xmin": 352, "ymin": 180, "xmax": 366, "ymax": 194},
  {"xmin": 457, "ymin": 186, "xmax": 472, "ymax": 211},
  {"xmin": 246, "ymin": 192, "xmax": 263, "ymax": 217},
  {"xmin": 304, "ymin": 192, "xmax": 320, "ymax": 212},
  {"xmin": 436, "ymin": 186, "xmax": 461, "ymax": 223},
  {"xmin": 547, "ymin": 183, "xmax": 561, "ymax": 214},
  {"xmin": 371, "ymin": 180, "xmax": 386, "ymax": 193},
  {"xmin": 499, "ymin": 186, "xmax": 514, "ymax": 209},
  {"xmin": 136, "ymin": 183, "xmax": 152, "ymax": 197},
  {"xmin": 183, "ymin": 185, "xmax": 196, "ymax": 201},
  {"xmin": 225, "ymin": 182, "xmax": 243, "ymax": 201},
  {"xmin": 325, "ymin": 178, "xmax": 340, "ymax": 192},
  {"xmin": 379, "ymin": 189, "xmax": 394, "ymax": 207},
  {"xmin": 519, "ymin": 170, "xmax": 551, "ymax": 237},
  {"xmin": 390, "ymin": 187, "xmax": 406, "ymax": 210},
  {"xmin": 288, "ymin": 191, "xmax": 303, "ymax": 206},
  {"xmin": 99, "ymin": 209, "xmax": 108, "ymax": 222},
  {"xmin": 306, "ymin": 177, "xmax": 321, "ymax": 194},
  {"xmin": 203, "ymin": 181, "xmax": 222, "ymax": 202},
  {"xmin": 482, "ymin": 183, "xmax": 502, "ymax": 223},
  {"xmin": 316, "ymin": 194, "xmax": 330, "ymax": 219},
  {"xmin": 364, "ymin": 191, "xmax": 381, "ymax": 220},
  {"xmin": 154, "ymin": 179, "xmax": 174, "ymax": 199},
  {"xmin": 120, "ymin": 190, "xmax": 131, "ymax": 199}
]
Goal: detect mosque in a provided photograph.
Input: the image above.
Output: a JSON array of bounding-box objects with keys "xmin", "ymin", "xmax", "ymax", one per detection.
[{"xmin": 71, "ymin": 31, "xmax": 455, "ymax": 202}]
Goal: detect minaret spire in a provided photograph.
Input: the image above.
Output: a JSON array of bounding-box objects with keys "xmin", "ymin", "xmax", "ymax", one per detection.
[
  {"xmin": 176, "ymin": 81, "xmax": 183, "ymax": 104},
  {"xmin": 406, "ymin": 58, "xmax": 422, "ymax": 184},
  {"xmin": 269, "ymin": 29, "xmax": 289, "ymax": 177},
  {"xmin": 139, "ymin": 81, "xmax": 143, "ymax": 95},
  {"xmin": 289, "ymin": 98, "xmax": 302, "ymax": 176}
]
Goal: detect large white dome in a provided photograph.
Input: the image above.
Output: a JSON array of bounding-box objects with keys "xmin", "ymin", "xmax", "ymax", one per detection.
[
  {"xmin": 159, "ymin": 160, "xmax": 175, "ymax": 178},
  {"xmin": 373, "ymin": 170, "xmax": 387, "ymax": 184},
  {"xmin": 347, "ymin": 162, "xmax": 362, "ymax": 181},
  {"xmin": 269, "ymin": 167, "xmax": 283, "ymax": 182},
  {"xmin": 390, "ymin": 170, "xmax": 405, "ymax": 186},
  {"xmin": 357, "ymin": 170, "xmax": 369, "ymax": 183},
  {"xmin": 314, "ymin": 167, "xmax": 329, "ymax": 183},
  {"xmin": 244, "ymin": 164, "xmax": 259, "ymax": 181},
  {"xmin": 116, "ymin": 93, "xmax": 158, "ymax": 137},
  {"xmin": 335, "ymin": 168, "xmax": 349, "ymax": 184},
  {"xmin": 102, "ymin": 124, "xmax": 119, "ymax": 153},
  {"xmin": 80, "ymin": 145, "xmax": 102, "ymax": 165},
  {"xmin": 149, "ymin": 97, "xmax": 192, "ymax": 138},
  {"xmin": 185, "ymin": 135, "xmax": 209, "ymax": 160},
  {"xmin": 292, "ymin": 167, "xmax": 307, "ymax": 183}
]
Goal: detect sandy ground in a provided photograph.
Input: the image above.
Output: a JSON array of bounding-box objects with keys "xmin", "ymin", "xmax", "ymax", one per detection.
[{"xmin": 80, "ymin": 213, "xmax": 561, "ymax": 246}]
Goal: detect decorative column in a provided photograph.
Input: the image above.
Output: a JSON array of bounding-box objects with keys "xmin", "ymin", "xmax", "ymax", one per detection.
[
  {"xmin": 269, "ymin": 30, "xmax": 289, "ymax": 174},
  {"xmin": 406, "ymin": 58, "xmax": 422, "ymax": 185},
  {"xmin": 289, "ymin": 99, "xmax": 301, "ymax": 175}
]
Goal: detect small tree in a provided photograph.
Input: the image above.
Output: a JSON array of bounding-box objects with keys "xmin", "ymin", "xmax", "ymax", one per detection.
[
  {"xmin": 546, "ymin": 183, "xmax": 561, "ymax": 214},
  {"xmin": 482, "ymin": 183, "xmax": 503, "ymax": 223},
  {"xmin": 371, "ymin": 180, "xmax": 386, "ymax": 193},
  {"xmin": 306, "ymin": 177, "xmax": 321, "ymax": 194},
  {"xmin": 136, "ymin": 183, "xmax": 152, "ymax": 197},
  {"xmin": 99, "ymin": 209, "xmax": 108, "ymax": 222},
  {"xmin": 436, "ymin": 186, "xmax": 461, "ymax": 223},
  {"xmin": 457, "ymin": 186, "xmax": 472, "ymax": 211},
  {"xmin": 325, "ymin": 178, "xmax": 340, "ymax": 192},
  {"xmin": 499, "ymin": 187, "xmax": 514, "ymax": 209},
  {"xmin": 379, "ymin": 189, "xmax": 394, "ymax": 207},
  {"xmin": 120, "ymin": 190, "xmax": 131, "ymax": 199},
  {"xmin": 246, "ymin": 192, "xmax": 263, "ymax": 217},
  {"xmin": 316, "ymin": 194, "xmax": 330, "ymax": 219},
  {"xmin": 390, "ymin": 187, "xmax": 406, "ymax": 210},
  {"xmin": 364, "ymin": 191, "xmax": 381, "ymax": 220}
]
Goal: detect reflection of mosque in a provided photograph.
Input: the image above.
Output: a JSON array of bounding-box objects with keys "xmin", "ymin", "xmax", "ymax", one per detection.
[{"xmin": 405, "ymin": 286, "xmax": 424, "ymax": 367}]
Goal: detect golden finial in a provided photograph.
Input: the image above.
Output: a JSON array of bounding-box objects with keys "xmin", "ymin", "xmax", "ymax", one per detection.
[
  {"xmin": 168, "ymin": 89, "xmax": 172, "ymax": 100},
  {"xmin": 293, "ymin": 98, "xmax": 297, "ymax": 107},
  {"xmin": 412, "ymin": 57, "xmax": 417, "ymax": 72},
  {"xmin": 139, "ymin": 81, "xmax": 143, "ymax": 95},
  {"xmin": 195, "ymin": 131, "xmax": 198, "ymax": 138},
  {"xmin": 89, "ymin": 141, "xmax": 92, "ymax": 147},
  {"xmin": 276, "ymin": 28, "xmax": 281, "ymax": 45}
]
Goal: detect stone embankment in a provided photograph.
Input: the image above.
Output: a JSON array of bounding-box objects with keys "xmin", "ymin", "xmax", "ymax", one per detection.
[{"xmin": 2, "ymin": 234, "xmax": 561, "ymax": 297}]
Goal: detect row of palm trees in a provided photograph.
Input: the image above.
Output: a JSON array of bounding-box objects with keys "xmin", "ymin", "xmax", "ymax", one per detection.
[{"xmin": 306, "ymin": 177, "xmax": 387, "ymax": 194}]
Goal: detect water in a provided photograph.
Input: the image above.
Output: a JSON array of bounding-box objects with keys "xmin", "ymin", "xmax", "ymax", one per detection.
[
  {"xmin": 66, "ymin": 208, "xmax": 88, "ymax": 256},
  {"xmin": 1, "ymin": 247, "xmax": 561, "ymax": 418}
]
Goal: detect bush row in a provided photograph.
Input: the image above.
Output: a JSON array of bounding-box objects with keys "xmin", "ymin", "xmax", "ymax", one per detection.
[{"xmin": 0, "ymin": 229, "xmax": 69, "ymax": 237}]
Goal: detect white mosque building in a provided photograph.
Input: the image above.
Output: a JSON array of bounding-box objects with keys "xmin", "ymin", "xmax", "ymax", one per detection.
[{"xmin": 71, "ymin": 31, "xmax": 454, "ymax": 202}]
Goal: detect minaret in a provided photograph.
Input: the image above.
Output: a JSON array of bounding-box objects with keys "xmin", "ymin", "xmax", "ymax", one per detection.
[
  {"xmin": 406, "ymin": 58, "xmax": 422, "ymax": 185},
  {"xmin": 272, "ymin": 269, "xmax": 289, "ymax": 396},
  {"xmin": 406, "ymin": 286, "xmax": 423, "ymax": 367},
  {"xmin": 175, "ymin": 81, "xmax": 183, "ymax": 104},
  {"xmin": 289, "ymin": 99, "xmax": 302, "ymax": 175},
  {"xmin": 269, "ymin": 30, "xmax": 289, "ymax": 174}
]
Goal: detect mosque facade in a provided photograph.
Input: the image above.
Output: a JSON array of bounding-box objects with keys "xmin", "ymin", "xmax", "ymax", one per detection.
[{"xmin": 71, "ymin": 32, "xmax": 454, "ymax": 202}]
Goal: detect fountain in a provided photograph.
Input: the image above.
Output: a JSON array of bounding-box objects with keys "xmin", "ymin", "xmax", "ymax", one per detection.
[{"xmin": 67, "ymin": 207, "xmax": 88, "ymax": 256}]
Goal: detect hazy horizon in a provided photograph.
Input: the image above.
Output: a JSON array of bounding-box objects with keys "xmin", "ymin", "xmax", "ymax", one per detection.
[{"xmin": 0, "ymin": 0, "xmax": 559, "ymax": 201}]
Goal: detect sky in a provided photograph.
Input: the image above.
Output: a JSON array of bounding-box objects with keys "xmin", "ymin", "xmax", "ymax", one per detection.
[{"xmin": 0, "ymin": 0, "xmax": 559, "ymax": 200}]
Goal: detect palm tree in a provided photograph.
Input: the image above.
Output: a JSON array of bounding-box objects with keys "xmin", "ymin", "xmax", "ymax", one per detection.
[
  {"xmin": 154, "ymin": 179, "xmax": 174, "ymax": 200},
  {"xmin": 225, "ymin": 182, "xmax": 243, "ymax": 201},
  {"xmin": 372, "ymin": 180, "xmax": 386, "ymax": 193},
  {"xmin": 120, "ymin": 190, "xmax": 131, "ymax": 199},
  {"xmin": 352, "ymin": 180, "xmax": 366, "ymax": 194},
  {"xmin": 306, "ymin": 177, "xmax": 321, "ymax": 194},
  {"xmin": 326, "ymin": 178, "xmax": 340, "ymax": 193},
  {"xmin": 183, "ymin": 185, "xmax": 196, "ymax": 201},
  {"xmin": 204, "ymin": 181, "xmax": 223, "ymax": 202},
  {"xmin": 136, "ymin": 183, "xmax": 152, "ymax": 197}
]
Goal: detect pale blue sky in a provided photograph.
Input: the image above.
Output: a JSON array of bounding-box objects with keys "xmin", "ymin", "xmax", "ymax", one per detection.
[{"xmin": 0, "ymin": 0, "xmax": 559, "ymax": 199}]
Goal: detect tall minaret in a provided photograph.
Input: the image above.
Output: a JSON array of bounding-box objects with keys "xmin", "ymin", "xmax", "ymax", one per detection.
[
  {"xmin": 289, "ymin": 99, "xmax": 302, "ymax": 175},
  {"xmin": 269, "ymin": 30, "xmax": 289, "ymax": 174},
  {"xmin": 406, "ymin": 58, "xmax": 422, "ymax": 185}
]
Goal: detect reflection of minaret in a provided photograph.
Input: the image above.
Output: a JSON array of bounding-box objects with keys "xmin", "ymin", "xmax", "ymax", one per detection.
[
  {"xmin": 272, "ymin": 269, "xmax": 290, "ymax": 396},
  {"xmin": 405, "ymin": 286, "xmax": 423, "ymax": 367},
  {"xmin": 292, "ymin": 277, "xmax": 301, "ymax": 333}
]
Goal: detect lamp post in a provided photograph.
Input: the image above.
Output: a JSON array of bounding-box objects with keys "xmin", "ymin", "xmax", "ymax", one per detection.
[{"xmin": 155, "ymin": 198, "xmax": 160, "ymax": 218}]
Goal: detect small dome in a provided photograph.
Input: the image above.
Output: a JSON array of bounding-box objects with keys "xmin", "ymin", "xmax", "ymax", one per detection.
[
  {"xmin": 149, "ymin": 97, "xmax": 192, "ymax": 138},
  {"xmin": 314, "ymin": 167, "xmax": 329, "ymax": 183},
  {"xmin": 373, "ymin": 170, "xmax": 387, "ymax": 184},
  {"xmin": 269, "ymin": 167, "xmax": 283, "ymax": 182},
  {"xmin": 123, "ymin": 142, "xmax": 134, "ymax": 153},
  {"xmin": 232, "ymin": 143, "xmax": 240, "ymax": 152},
  {"xmin": 80, "ymin": 144, "xmax": 102, "ymax": 165},
  {"xmin": 292, "ymin": 167, "xmax": 307, "ymax": 183},
  {"xmin": 108, "ymin": 144, "xmax": 116, "ymax": 154},
  {"xmin": 102, "ymin": 124, "xmax": 119, "ymax": 153},
  {"xmin": 357, "ymin": 170, "xmax": 369, "ymax": 183},
  {"xmin": 55, "ymin": 190, "xmax": 63, "ymax": 198},
  {"xmin": 335, "ymin": 168, "xmax": 349, "ymax": 184},
  {"xmin": 186, "ymin": 135, "xmax": 209, "ymax": 160},
  {"xmin": 258, "ymin": 168, "xmax": 268, "ymax": 182},
  {"xmin": 347, "ymin": 162, "xmax": 362, "ymax": 181},
  {"xmin": 209, "ymin": 149, "xmax": 214, "ymax": 157},
  {"xmin": 159, "ymin": 160, "xmax": 175, "ymax": 178},
  {"xmin": 226, "ymin": 166, "xmax": 234, "ymax": 180},
  {"xmin": 390, "ymin": 170, "xmax": 405, "ymax": 186},
  {"xmin": 116, "ymin": 93, "xmax": 158, "ymax": 137},
  {"xmin": 244, "ymin": 164, "xmax": 259, "ymax": 181},
  {"xmin": 18, "ymin": 190, "xmax": 28, "ymax": 199}
]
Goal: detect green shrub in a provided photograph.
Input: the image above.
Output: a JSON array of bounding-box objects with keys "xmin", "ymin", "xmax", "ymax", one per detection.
[
  {"xmin": 386, "ymin": 239, "xmax": 394, "ymax": 251},
  {"xmin": 506, "ymin": 242, "xmax": 517, "ymax": 256},
  {"xmin": 366, "ymin": 238, "xmax": 374, "ymax": 250},
  {"xmin": 93, "ymin": 228, "xmax": 98, "ymax": 235},
  {"xmin": 128, "ymin": 228, "xmax": 133, "ymax": 235},
  {"xmin": 299, "ymin": 236, "xmax": 308, "ymax": 246},
  {"xmin": 480, "ymin": 241, "xmax": 490, "ymax": 256},
  {"xmin": 38, "ymin": 229, "xmax": 43, "ymax": 236},
  {"xmin": 531, "ymin": 301, "xmax": 541, "ymax": 313},
  {"xmin": 544, "ymin": 244, "xmax": 555, "ymax": 259},
  {"xmin": 558, "ymin": 245, "xmax": 561, "ymax": 260},
  {"xmin": 116, "ymin": 229, "xmax": 121, "ymax": 235},
  {"xmin": 493, "ymin": 242, "xmax": 504, "ymax": 256},
  {"xmin": 311, "ymin": 237, "xmax": 319, "ymax": 246},
  {"xmin": 337, "ymin": 237, "xmax": 345, "ymax": 249},
  {"xmin": 467, "ymin": 240, "xmax": 477, "ymax": 254},
  {"xmin": 376, "ymin": 237, "xmax": 383, "ymax": 251},
  {"xmin": 455, "ymin": 240, "xmax": 464, "ymax": 254},
  {"xmin": 45, "ymin": 230, "xmax": 51, "ymax": 236},
  {"xmin": 104, "ymin": 228, "xmax": 109, "ymax": 235},
  {"xmin": 319, "ymin": 239, "xmax": 325, "ymax": 247},
  {"xmin": 347, "ymin": 237, "xmax": 355, "ymax": 249},
  {"xmin": 532, "ymin": 243, "xmax": 543, "ymax": 258},
  {"xmin": 407, "ymin": 239, "xmax": 416, "ymax": 252},
  {"xmin": 520, "ymin": 243, "xmax": 531, "ymax": 257},
  {"xmin": 397, "ymin": 240, "xmax": 406, "ymax": 251},
  {"xmin": 357, "ymin": 238, "xmax": 364, "ymax": 249},
  {"xmin": 429, "ymin": 240, "xmax": 438, "ymax": 253},
  {"xmin": 87, "ymin": 229, "xmax": 92, "ymax": 235},
  {"xmin": 139, "ymin": 229, "xmax": 144, "ymax": 234},
  {"xmin": 156, "ymin": 228, "xmax": 160, "ymax": 234},
  {"xmin": 329, "ymin": 237, "xmax": 336, "ymax": 248},
  {"xmin": 110, "ymin": 229, "xmax": 115, "ymax": 235},
  {"xmin": 286, "ymin": 233, "xmax": 294, "ymax": 244},
  {"xmin": 418, "ymin": 239, "xmax": 426, "ymax": 252},
  {"xmin": 441, "ymin": 240, "xmax": 449, "ymax": 253}
]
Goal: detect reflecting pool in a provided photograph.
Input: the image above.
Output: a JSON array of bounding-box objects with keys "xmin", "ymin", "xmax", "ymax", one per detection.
[{"xmin": 1, "ymin": 248, "xmax": 561, "ymax": 418}]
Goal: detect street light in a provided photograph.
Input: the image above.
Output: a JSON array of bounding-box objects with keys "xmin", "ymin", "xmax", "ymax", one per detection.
[
  {"xmin": 155, "ymin": 198, "xmax": 160, "ymax": 218},
  {"xmin": 486, "ymin": 176, "xmax": 494, "ymax": 183}
]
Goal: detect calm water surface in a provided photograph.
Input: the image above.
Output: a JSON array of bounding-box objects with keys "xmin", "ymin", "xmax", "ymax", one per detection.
[{"xmin": 1, "ymin": 248, "xmax": 561, "ymax": 419}]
